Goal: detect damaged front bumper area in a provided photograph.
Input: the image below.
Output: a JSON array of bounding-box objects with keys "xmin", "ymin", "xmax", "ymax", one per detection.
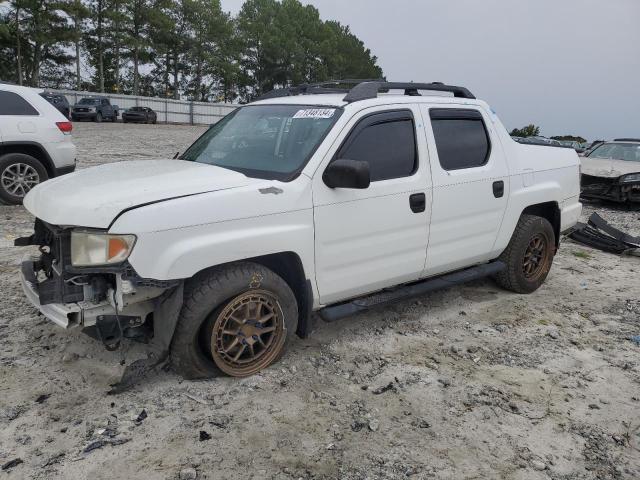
[
  {"xmin": 580, "ymin": 174, "xmax": 640, "ymax": 203},
  {"xmin": 16, "ymin": 219, "xmax": 180, "ymax": 350}
]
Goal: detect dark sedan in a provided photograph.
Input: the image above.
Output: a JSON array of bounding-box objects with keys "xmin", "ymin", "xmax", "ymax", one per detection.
[{"xmin": 122, "ymin": 106, "xmax": 157, "ymax": 124}]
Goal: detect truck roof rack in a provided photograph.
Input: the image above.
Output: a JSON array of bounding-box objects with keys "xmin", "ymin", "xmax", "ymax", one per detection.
[
  {"xmin": 255, "ymin": 79, "xmax": 476, "ymax": 103},
  {"xmin": 343, "ymin": 81, "xmax": 475, "ymax": 102}
]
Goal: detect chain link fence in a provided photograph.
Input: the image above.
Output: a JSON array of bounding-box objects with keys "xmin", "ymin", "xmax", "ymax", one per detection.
[{"xmin": 49, "ymin": 89, "xmax": 237, "ymax": 125}]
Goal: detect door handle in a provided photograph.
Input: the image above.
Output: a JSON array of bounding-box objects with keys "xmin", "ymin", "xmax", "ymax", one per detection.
[
  {"xmin": 492, "ymin": 181, "xmax": 504, "ymax": 198},
  {"xmin": 409, "ymin": 193, "xmax": 426, "ymax": 213}
]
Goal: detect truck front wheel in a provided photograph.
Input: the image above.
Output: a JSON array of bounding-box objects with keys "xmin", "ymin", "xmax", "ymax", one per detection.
[
  {"xmin": 171, "ymin": 262, "xmax": 298, "ymax": 379},
  {"xmin": 494, "ymin": 214, "xmax": 555, "ymax": 294}
]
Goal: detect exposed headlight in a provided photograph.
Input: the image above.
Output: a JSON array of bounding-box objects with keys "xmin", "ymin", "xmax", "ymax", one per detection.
[
  {"xmin": 620, "ymin": 173, "xmax": 640, "ymax": 184},
  {"xmin": 71, "ymin": 232, "xmax": 136, "ymax": 266}
]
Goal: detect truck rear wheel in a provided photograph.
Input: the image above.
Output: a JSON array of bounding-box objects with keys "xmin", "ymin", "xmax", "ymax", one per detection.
[
  {"xmin": 494, "ymin": 214, "xmax": 555, "ymax": 294},
  {"xmin": 171, "ymin": 262, "xmax": 298, "ymax": 379}
]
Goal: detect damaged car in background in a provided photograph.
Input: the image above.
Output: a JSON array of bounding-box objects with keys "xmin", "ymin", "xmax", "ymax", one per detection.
[{"xmin": 580, "ymin": 139, "xmax": 640, "ymax": 203}]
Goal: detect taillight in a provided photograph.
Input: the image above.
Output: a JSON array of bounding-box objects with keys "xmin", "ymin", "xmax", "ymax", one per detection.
[{"xmin": 56, "ymin": 121, "xmax": 73, "ymax": 134}]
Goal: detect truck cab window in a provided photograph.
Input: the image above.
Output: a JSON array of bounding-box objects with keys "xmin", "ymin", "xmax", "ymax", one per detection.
[
  {"xmin": 337, "ymin": 110, "xmax": 417, "ymax": 182},
  {"xmin": 430, "ymin": 108, "xmax": 490, "ymax": 170}
]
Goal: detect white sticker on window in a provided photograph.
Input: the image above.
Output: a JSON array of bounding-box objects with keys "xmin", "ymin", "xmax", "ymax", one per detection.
[{"xmin": 293, "ymin": 108, "xmax": 335, "ymax": 119}]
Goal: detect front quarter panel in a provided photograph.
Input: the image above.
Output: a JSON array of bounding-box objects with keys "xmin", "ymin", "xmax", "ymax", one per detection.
[{"xmin": 110, "ymin": 176, "xmax": 316, "ymax": 287}]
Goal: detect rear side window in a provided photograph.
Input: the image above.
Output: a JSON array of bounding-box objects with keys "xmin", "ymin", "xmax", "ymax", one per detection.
[
  {"xmin": 430, "ymin": 109, "xmax": 490, "ymax": 170},
  {"xmin": 337, "ymin": 110, "xmax": 417, "ymax": 182},
  {"xmin": 0, "ymin": 91, "xmax": 39, "ymax": 116}
]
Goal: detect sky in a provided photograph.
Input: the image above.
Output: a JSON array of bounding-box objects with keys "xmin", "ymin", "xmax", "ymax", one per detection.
[{"xmin": 220, "ymin": 0, "xmax": 640, "ymax": 141}]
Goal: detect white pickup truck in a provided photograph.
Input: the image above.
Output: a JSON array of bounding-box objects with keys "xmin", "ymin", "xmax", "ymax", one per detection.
[{"xmin": 15, "ymin": 81, "xmax": 582, "ymax": 379}]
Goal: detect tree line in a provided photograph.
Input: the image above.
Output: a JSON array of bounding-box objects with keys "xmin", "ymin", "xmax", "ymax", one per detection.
[
  {"xmin": 0, "ymin": 0, "xmax": 383, "ymax": 102},
  {"xmin": 510, "ymin": 125, "xmax": 587, "ymax": 143}
]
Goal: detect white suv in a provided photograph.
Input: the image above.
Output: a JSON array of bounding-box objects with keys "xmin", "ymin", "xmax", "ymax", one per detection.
[
  {"xmin": 15, "ymin": 80, "xmax": 582, "ymax": 380},
  {"xmin": 0, "ymin": 83, "xmax": 76, "ymax": 204}
]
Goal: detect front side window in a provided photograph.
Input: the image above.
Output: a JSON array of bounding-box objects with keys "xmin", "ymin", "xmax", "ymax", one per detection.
[
  {"xmin": 182, "ymin": 105, "xmax": 341, "ymax": 180},
  {"xmin": 430, "ymin": 108, "xmax": 491, "ymax": 170},
  {"xmin": 0, "ymin": 91, "xmax": 39, "ymax": 116},
  {"xmin": 336, "ymin": 110, "xmax": 417, "ymax": 182}
]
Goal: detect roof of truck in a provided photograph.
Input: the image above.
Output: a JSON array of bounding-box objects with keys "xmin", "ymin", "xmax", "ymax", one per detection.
[
  {"xmin": 250, "ymin": 80, "xmax": 483, "ymax": 110},
  {"xmin": 252, "ymin": 93, "xmax": 485, "ymax": 108},
  {"xmin": 251, "ymin": 94, "xmax": 490, "ymax": 117}
]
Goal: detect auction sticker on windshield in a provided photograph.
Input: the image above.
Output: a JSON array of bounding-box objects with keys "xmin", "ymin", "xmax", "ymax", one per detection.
[{"xmin": 293, "ymin": 108, "xmax": 336, "ymax": 119}]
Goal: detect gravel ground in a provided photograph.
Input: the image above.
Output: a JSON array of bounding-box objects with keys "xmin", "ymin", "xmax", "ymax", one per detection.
[{"xmin": 1, "ymin": 123, "xmax": 639, "ymax": 480}]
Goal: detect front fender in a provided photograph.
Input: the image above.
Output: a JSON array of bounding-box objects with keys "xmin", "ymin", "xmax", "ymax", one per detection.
[{"xmin": 122, "ymin": 209, "xmax": 316, "ymax": 285}]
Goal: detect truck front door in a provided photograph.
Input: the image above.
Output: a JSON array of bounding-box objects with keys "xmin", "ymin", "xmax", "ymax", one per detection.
[
  {"xmin": 313, "ymin": 105, "xmax": 432, "ymax": 305},
  {"xmin": 420, "ymin": 105, "xmax": 509, "ymax": 276}
]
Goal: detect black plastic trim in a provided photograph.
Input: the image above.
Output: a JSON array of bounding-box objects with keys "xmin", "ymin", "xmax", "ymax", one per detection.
[
  {"xmin": 343, "ymin": 81, "xmax": 475, "ymax": 103},
  {"xmin": 53, "ymin": 164, "xmax": 76, "ymax": 177},
  {"xmin": 295, "ymin": 279, "xmax": 314, "ymax": 339},
  {"xmin": 429, "ymin": 108, "xmax": 483, "ymax": 121},
  {"xmin": 319, "ymin": 261, "xmax": 506, "ymax": 322}
]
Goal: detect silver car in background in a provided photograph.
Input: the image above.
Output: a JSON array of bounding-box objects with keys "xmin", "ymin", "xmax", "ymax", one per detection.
[{"xmin": 580, "ymin": 139, "xmax": 640, "ymax": 203}]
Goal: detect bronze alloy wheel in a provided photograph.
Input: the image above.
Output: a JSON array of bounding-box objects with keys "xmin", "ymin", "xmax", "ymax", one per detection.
[
  {"xmin": 522, "ymin": 233, "xmax": 550, "ymax": 280},
  {"xmin": 210, "ymin": 290, "xmax": 286, "ymax": 377}
]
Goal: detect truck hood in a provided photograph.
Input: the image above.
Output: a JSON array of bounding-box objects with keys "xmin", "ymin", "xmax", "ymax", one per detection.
[
  {"xmin": 24, "ymin": 159, "xmax": 255, "ymax": 228},
  {"xmin": 580, "ymin": 157, "xmax": 640, "ymax": 178}
]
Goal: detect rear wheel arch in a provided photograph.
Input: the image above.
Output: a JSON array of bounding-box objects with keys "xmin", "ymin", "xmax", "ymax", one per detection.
[
  {"xmin": 0, "ymin": 142, "xmax": 55, "ymax": 177},
  {"xmin": 521, "ymin": 201, "xmax": 561, "ymax": 248}
]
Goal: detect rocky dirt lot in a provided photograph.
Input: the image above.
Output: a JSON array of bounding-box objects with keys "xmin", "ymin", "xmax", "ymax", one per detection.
[{"xmin": 1, "ymin": 123, "xmax": 639, "ymax": 480}]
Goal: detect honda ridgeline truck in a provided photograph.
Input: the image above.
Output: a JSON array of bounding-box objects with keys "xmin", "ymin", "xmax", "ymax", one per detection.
[{"xmin": 15, "ymin": 81, "xmax": 582, "ymax": 379}]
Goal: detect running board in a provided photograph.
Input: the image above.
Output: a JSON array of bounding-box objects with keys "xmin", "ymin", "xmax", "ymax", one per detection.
[{"xmin": 319, "ymin": 261, "xmax": 506, "ymax": 322}]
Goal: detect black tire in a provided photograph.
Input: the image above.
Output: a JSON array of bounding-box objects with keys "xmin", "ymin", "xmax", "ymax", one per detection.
[
  {"xmin": 494, "ymin": 214, "xmax": 555, "ymax": 294},
  {"xmin": 95, "ymin": 112, "xmax": 102, "ymax": 123},
  {"xmin": 152, "ymin": 117, "xmax": 157, "ymax": 124},
  {"xmin": 0, "ymin": 153, "xmax": 49, "ymax": 205},
  {"xmin": 71, "ymin": 115, "xmax": 77, "ymax": 122},
  {"xmin": 171, "ymin": 262, "xmax": 298, "ymax": 379}
]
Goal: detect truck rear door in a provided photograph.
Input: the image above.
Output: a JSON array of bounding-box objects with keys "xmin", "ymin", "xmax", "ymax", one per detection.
[{"xmin": 420, "ymin": 105, "xmax": 509, "ymax": 276}]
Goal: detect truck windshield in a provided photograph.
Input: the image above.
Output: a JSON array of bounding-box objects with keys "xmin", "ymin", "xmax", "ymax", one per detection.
[
  {"xmin": 182, "ymin": 105, "xmax": 341, "ymax": 180},
  {"xmin": 588, "ymin": 143, "xmax": 640, "ymax": 162}
]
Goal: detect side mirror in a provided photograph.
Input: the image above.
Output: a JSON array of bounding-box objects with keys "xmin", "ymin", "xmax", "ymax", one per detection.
[{"xmin": 322, "ymin": 159, "xmax": 370, "ymax": 189}]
